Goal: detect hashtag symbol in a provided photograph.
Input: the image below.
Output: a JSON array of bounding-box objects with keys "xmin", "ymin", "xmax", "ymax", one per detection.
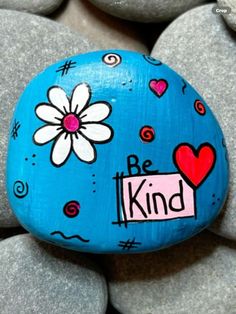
[
  {"xmin": 11, "ymin": 119, "xmax": 21, "ymax": 140},
  {"xmin": 56, "ymin": 60, "xmax": 77, "ymax": 76},
  {"xmin": 118, "ymin": 238, "xmax": 142, "ymax": 251}
]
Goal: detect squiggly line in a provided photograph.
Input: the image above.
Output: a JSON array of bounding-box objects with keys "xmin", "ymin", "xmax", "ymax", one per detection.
[
  {"xmin": 182, "ymin": 79, "xmax": 187, "ymax": 94},
  {"xmin": 50, "ymin": 231, "xmax": 90, "ymax": 243}
]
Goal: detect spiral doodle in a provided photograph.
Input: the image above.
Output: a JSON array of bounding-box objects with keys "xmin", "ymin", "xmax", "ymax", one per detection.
[
  {"xmin": 143, "ymin": 55, "xmax": 162, "ymax": 66},
  {"xmin": 139, "ymin": 126, "xmax": 155, "ymax": 143},
  {"xmin": 63, "ymin": 200, "xmax": 80, "ymax": 218},
  {"xmin": 194, "ymin": 100, "xmax": 206, "ymax": 116},
  {"xmin": 13, "ymin": 181, "xmax": 29, "ymax": 198},
  {"xmin": 102, "ymin": 53, "xmax": 122, "ymax": 68}
]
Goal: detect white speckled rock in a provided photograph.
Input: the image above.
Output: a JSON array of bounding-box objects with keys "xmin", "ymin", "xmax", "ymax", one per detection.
[
  {"xmin": 151, "ymin": 4, "xmax": 236, "ymax": 241},
  {"xmin": 104, "ymin": 232, "xmax": 236, "ymax": 314},
  {"xmin": 88, "ymin": 0, "xmax": 210, "ymax": 23},
  {"xmin": 51, "ymin": 0, "xmax": 148, "ymax": 52},
  {"xmin": 0, "ymin": 9, "xmax": 96, "ymax": 227},
  {"xmin": 0, "ymin": 234, "xmax": 108, "ymax": 314},
  {"xmin": 0, "ymin": 0, "xmax": 64, "ymax": 15},
  {"xmin": 218, "ymin": 0, "xmax": 236, "ymax": 31}
]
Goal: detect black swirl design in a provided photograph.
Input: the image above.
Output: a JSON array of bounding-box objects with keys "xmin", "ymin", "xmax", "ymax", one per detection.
[
  {"xmin": 13, "ymin": 180, "xmax": 29, "ymax": 198},
  {"xmin": 50, "ymin": 231, "xmax": 90, "ymax": 243},
  {"xmin": 102, "ymin": 53, "xmax": 122, "ymax": 67},
  {"xmin": 143, "ymin": 55, "xmax": 162, "ymax": 66}
]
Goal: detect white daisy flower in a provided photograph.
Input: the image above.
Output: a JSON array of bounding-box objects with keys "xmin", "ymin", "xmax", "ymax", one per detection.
[{"xmin": 33, "ymin": 83, "xmax": 113, "ymax": 166}]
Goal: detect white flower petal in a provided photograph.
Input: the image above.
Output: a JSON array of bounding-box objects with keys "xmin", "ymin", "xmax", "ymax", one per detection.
[
  {"xmin": 51, "ymin": 133, "xmax": 72, "ymax": 166},
  {"xmin": 80, "ymin": 123, "xmax": 112, "ymax": 142},
  {"xmin": 72, "ymin": 134, "xmax": 95, "ymax": 163},
  {"xmin": 80, "ymin": 102, "xmax": 111, "ymax": 123},
  {"xmin": 71, "ymin": 83, "xmax": 91, "ymax": 114},
  {"xmin": 34, "ymin": 125, "xmax": 62, "ymax": 145},
  {"xmin": 48, "ymin": 87, "xmax": 70, "ymax": 114},
  {"xmin": 36, "ymin": 104, "xmax": 63, "ymax": 124}
]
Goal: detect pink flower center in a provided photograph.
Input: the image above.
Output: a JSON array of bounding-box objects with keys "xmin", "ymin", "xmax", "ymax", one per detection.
[{"xmin": 63, "ymin": 114, "xmax": 80, "ymax": 133}]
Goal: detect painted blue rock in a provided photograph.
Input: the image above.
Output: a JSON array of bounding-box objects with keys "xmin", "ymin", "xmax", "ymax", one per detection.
[{"xmin": 6, "ymin": 51, "xmax": 229, "ymax": 253}]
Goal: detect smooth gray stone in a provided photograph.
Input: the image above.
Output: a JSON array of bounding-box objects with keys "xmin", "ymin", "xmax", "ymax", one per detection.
[
  {"xmin": 88, "ymin": 0, "xmax": 209, "ymax": 23},
  {"xmin": 0, "ymin": 10, "xmax": 96, "ymax": 227},
  {"xmin": 0, "ymin": 0, "xmax": 64, "ymax": 15},
  {"xmin": 51, "ymin": 0, "xmax": 148, "ymax": 52},
  {"xmin": 0, "ymin": 234, "xmax": 108, "ymax": 314},
  {"xmin": 218, "ymin": 0, "xmax": 236, "ymax": 31},
  {"xmin": 151, "ymin": 4, "xmax": 236, "ymax": 241},
  {"xmin": 104, "ymin": 232, "xmax": 236, "ymax": 314}
]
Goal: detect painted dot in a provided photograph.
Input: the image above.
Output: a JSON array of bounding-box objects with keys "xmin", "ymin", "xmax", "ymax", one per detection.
[
  {"xmin": 194, "ymin": 100, "xmax": 206, "ymax": 115},
  {"xmin": 25, "ymin": 158, "xmax": 28, "ymax": 161},
  {"xmin": 63, "ymin": 201, "xmax": 80, "ymax": 218},
  {"xmin": 149, "ymin": 183, "xmax": 153, "ymax": 187},
  {"xmin": 32, "ymin": 163, "xmax": 36, "ymax": 166},
  {"xmin": 139, "ymin": 126, "xmax": 155, "ymax": 143},
  {"xmin": 63, "ymin": 114, "xmax": 80, "ymax": 133},
  {"xmin": 93, "ymin": 182, "xmax": 96, "ymax": 185}
]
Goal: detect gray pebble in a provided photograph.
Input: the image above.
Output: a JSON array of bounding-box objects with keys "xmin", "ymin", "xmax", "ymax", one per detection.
[
  {"xmin": 151, "ymin": 4, "xmax": 236, "ymax": 241},
  {"xmin": 88, "ymin": 0, "xmax": 209, "ymax": 23},
  {"xmin": 0, "ymin": 9, "xmax": 96, "ymax": 227},
  {"xmin": 104, "ymin": 231, "xmax": 236, "ymax": 314},
  {"xmin": 0, "ymin": 234, "xmax": 108, "ymax": 314},
  {"xmin": 0, "ymin": 0, "xmax": 64, "ymax": 15},
  {"xmin": 51, "ymin": 0, "xmax": 148, "ymax": 52},
  {"xmin": 218, "ymin": 0, "xmax": 236, "ymax": 31}
]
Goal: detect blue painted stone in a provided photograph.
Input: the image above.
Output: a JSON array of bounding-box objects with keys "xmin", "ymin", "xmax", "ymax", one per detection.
[{"xmin": 6, "ymin": 50, "xmax": 229, "ymax": 253}]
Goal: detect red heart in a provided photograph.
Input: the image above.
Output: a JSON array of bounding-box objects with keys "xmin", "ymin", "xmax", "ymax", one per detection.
[
  {"xmin": 149, "ymin": 79, "xmax": 168, "ymax": 97},
  {"xmin": 173, "ymin": 143, "xmax": 216, "ymax": 188}
]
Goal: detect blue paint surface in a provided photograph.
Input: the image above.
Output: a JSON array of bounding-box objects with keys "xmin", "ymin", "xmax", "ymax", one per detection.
[{"xmin": 6, "ymin": 50, "xmax": 229, "ymax": 253}]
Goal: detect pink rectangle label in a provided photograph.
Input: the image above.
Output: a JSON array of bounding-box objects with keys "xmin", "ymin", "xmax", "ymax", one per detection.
[{"xmin": 120, "ymin": 173, "xmax": 195, "ymax": 222}]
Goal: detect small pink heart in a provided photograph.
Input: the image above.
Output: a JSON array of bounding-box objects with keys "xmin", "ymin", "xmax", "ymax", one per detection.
[{"xmin": 149, "ymin": 79, "xmax": 168, "ymax": 98}]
